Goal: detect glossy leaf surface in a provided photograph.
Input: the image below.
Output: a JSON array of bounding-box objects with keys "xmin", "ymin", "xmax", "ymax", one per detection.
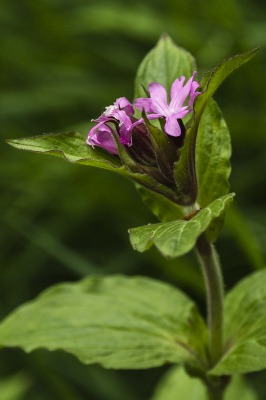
[
  {"xmin": 196, "ymin": 98, "xmax": 231, "ymax": 241},
  {"xmin": 6, "ymin": 131, "xmax": 184, "ymax": 204},
  {"xmin": 129, "ymin": 193, "xmax": 234, "ymax": 258},
  {"xmin": 6, "ymin": 131, "xmax": 121, "ymax": 170},
  {"xmin": 196, "ymin": 98, "xmax": 231, "ymax": 208},
  {"xmin": 0, "ymin": 275, "xmax": 207, "ymax": 370}
]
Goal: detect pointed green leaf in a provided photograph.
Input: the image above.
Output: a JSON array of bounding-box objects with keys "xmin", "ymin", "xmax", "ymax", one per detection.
[
  {"xmin": 129, "ymin": 193, "xmax": 234, "ymax": 258},
  {"xmin": 6, "ymin": 131, "xmax": 122, "ymax": 170},
  {"xmin": 195, "ymin": 98, "xmax": 231, "ymax": 241},
  {"xmin": 151, "ymin": 366, "xmax": 258, "ymax": 400},
  {"xmin": 134, "ymin": 34, "xmax": 196, "ymax": 116},
  {"xmin": 211, "ymin": 269, "xmax": 266, "ymax": 375},
  {"xmin": 175, "ymin": 47, "xmax": 259, "ymax": 203},
  {"xmin": 197, "ymin": 99, "xmax": 231, "ymax": 208},
  {"xmin": 135, "ymin": 184, "xmax": 184, "ymax": 222},
  {"xmin": 0, "ymin": 275, "xmax": 207, "ymax": 370},
  {"xmin": 5, "ymin": 131, "xmax": 182, "ymax": 202}
]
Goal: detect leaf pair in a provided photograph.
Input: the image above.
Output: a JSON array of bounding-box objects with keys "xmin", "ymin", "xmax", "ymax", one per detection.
[{"xmin": 1, "ymin": 270, "xmax": 266, "ymax": 376}]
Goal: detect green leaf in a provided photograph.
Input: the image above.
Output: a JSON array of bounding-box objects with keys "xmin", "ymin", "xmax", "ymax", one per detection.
[
  {"xmin": 129, "ymin": 193, "xmax": 234, "ymax": 258},
  {"xmin": 135, "ymin": 184, "xmax": 184, "ymax": 222},
  {"xmin": 6, "ymin": 131, "xmax": 122, "ymax": 170},
  {"xmin": 210, "ymin": 269, "xmax": 266, "ymax": 375},
  {"xmin": 175, "ymin": 47, "xmax": 259, "ymax": 203},
  {"xmin": 134, "ymin": 33, "xmax": 196, "ymax": 118},
  {"xmin": 196, "ymin": 98, "xmax": 231, "ymax": 241},
  {"xmin": 151, "ymin": 366, "xmax": 206, "ymax": 400},
  {"xmin": 151, "ymin": 366, "xmax": 258, "ymax": 400},
  {"xmin": 5, "ymin": 131, "xmax": 184, "ymax": 204},
  {"xmin": 0, "ymin": 275, "xmax": 208, "ymax": 370},
  {"xmin": 196, "ymin": 99, "xmax": 231, "ymax": 208}
]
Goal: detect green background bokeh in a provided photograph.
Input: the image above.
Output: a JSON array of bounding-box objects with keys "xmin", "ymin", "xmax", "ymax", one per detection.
[{"xmin": 1, "ymin": 0, "xmax": 266, "ymax": 398}]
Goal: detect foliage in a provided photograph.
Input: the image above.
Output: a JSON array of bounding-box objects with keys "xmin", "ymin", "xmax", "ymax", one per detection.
[
  {"xmin": 129, "ymin": 193, "xmax": 235, "ymax": 257},
  {"xmin": 1, "ymin": 0, "xmax": 266, "ymax": 399},
  {"xmin": 0, "ymin": 275, "xmax": 207, "ymax": 370},
  {"xmin": 211, "ymin": 269, "xmax": 266, "ymax": 375}
]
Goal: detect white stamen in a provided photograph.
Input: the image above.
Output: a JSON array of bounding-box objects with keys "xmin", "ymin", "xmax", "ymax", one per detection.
[{"xmin": 104, "ymin": 105, "xmax": 118, "ymax": 116}]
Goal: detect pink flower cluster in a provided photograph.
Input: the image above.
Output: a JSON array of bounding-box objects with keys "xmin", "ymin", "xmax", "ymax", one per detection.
[{"xmin": 87, "ymin": 72, "xmax": 200, "ymax": 155}]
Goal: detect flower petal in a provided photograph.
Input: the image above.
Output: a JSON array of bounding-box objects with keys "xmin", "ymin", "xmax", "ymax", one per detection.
[
  {"xmin": 115, "ymin": 110, "xmax": 133, "ymax": 146},
  {"xmin": 87, "ymin": 120, "xmax": 108, "ymax": 138},
  {"xmin": 148, "ymin": 82, "xmax": 169, "ymax": 114},
  {"xmin": 170, "ymin": 71, "xmax": 198, "ymax": 111},
  {"xmin": 174, "ymin": 108, "xmax": 192, "ymax": 119},
  {"xmin": 129, "ymin": 113, "xmax": 163, "ymax": 131},
  {"xmin": 188, "ymin": 80, "xmax": 201, "ymax": 107},
  {"xmin": 87, "ymin": 124, "xmax": 119, "ymax": 155},
  {"xmin": 134, "ymin": 98, "xmax": 154, "ymax": 113},
  {"xmin": 169, "ymin": 76, "xmax": 186, "ymax": 109},
  {"xmin": 164, "ymin": 114, "xmax": 182, "ymax": 137},
  {"xmin": 115, "ymin": 97, "xmax": 134, "ymax": 115}
]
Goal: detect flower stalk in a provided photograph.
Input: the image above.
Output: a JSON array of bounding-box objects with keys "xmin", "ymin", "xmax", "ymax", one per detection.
[{"xmin": 196, "ymin": 234, "xmax": 224, "ymax": 367}]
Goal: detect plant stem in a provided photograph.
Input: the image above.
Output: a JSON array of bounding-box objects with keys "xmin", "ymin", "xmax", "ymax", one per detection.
[{"xmin": 196, "ymin": 234, "xmax": 224, "ymax": 366}]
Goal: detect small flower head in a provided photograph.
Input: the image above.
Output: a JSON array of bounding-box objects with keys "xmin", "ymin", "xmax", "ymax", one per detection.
[
  {"xmin": 86, "ymin": 73, "xmax": 201, "ymax": 206},
  {"xmin": 133, "ymin": 71, "xmax": 200, "ymax": 137},
  {"xmin": 86, "ymin": 97, "xmax": 134, "ymax": 154}
]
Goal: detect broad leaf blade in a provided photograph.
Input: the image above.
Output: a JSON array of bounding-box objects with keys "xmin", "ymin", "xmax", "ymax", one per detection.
[
  {"xmin": 175, "ymin": 47, "xmax": 259, "ymax": 203},
  {"xmin": 196, "ymin": 99, "xmax": 231, "ymax": 241},
  {"xmin": 129, "ymin": 193, "xmax": 234, "ymax": 258},
  {"xmin": 0, "ymin": 275, "xmax": 208, "ymax": 370},
  {"xmin": 6, "ymin": 131, "xmax": 181, "ymax": 202},
  {"xmin": 6, "ymin": 131, "xmax": 122, "ymax": 170},
  {"xmin": 197, "ymin": 99, "xmax": 231, "ymax": 208},
  {"xmin": 211, "ymin": 269, "xmax": 266, "ymax": 375},
  {"xmin": 151, "ymin": 366, "xmax": 258, "ymax": 400}
]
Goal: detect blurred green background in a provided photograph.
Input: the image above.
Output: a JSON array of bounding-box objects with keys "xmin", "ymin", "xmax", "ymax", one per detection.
[{"xmin": 1, "ymin": 0, "xmax": 266, "ymax": 398}]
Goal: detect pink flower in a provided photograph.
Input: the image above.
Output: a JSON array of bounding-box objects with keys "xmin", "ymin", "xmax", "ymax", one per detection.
[
  {"xmin": 87, "ymin": 97, "xmax": 134, "ymax": 154},
  {"xmin": 133, "ymin": 72, "xmax": 200, "ymax": 137}
]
